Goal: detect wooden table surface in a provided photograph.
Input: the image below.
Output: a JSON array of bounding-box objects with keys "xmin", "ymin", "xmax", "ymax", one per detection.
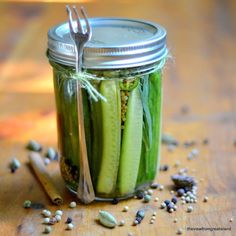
[{"xmin": 0, "ymin": 1, "xmax": 236, "ymax": 235}]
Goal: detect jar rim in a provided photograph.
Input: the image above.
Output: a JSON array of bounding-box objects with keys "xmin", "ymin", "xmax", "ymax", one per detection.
[{"xmin": 47, "ymin": 17, "xmax": 168, "ymax": 69}]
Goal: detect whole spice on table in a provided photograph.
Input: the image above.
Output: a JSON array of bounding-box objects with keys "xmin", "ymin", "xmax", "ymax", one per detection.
[
  {"xmin": 27, "ymin": 140, "xmax": 42, "ymax": 152},
  {"xmin": 23, "ymin": 200, "xmax": 31, "ymax": 208},
  {"xmin": 98, "ymin": 210, "xmax": 117, "ymax": 228},
  {"xmin": 66, "ymin": 223, "xmax": 74, "ymax": 230},
  {"xmin": 66, "ymin": 217, "xmax": 72, "ymax": 224},
  {"xmin": 44, "ymin": 226, "xmax": 52, "ymax": 234},
  {"xmin": 9, "ymin": 158, "xmax": 21, "ymax": 173}
]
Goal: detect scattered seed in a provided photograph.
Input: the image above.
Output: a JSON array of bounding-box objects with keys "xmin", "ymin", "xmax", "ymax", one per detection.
[
  {"xmin": 164, "ymin": 200, "xmax": 171, "ymax": 205},
  {"xmin": 150, "ymin": 219, "xmax": 155, "ymax": 224},
  {"xmin": 136, "ymin": 210, "xmax": 145, "ymax": 219},
  {"xmin": 123, "ymin": 206, "xmax": 129, "ymax": 212},
  {"xmin": 46, "ymin": 147, "xmax": 58, "ymax": 161},
  {"xmin": 66, "ymin": 217, "xmax": 72, "ymax": 224},
  {"xmin": 160, "ymin": 202, "xmax": 166, "ymax": 209},
  {"xmin": 144, "ymin": 194, "xmax": 151, "ymax": 202},
  {"xmin": 133, "ymin": 220, "xmax": 139, "ymax": 225},
  {"xmin": 48, "ymin": 217, "xmax": 57, "ymax": 225},
  {"xmin": 229, "ymin": 218, "xmax": 234, "ymax": 223},
  {"xmin": 152, "ymin": 212, "xmax": 157, "ymax": 216},
  {"xmin": 174, "ymin": 161, "xmax": 181, "ymax": 167},
  {"xmin": 154, "ymin": 197, "xmax": 159, "ymax": 202},
  {"xmin": 162, "ymin": 133, "xmax": 178, "ymax": 145},
  {"xmin": 187, "ymin": 205, "xmax": 193, "ymax": 213},
  {"xmin": 55, "ymin": 210, "xmax": 63, "ymax": 216},
  {"xmin": 55, "ymin": 215, "xmax": 61, "ymax": 222},
  {"xmin": 173, "ymin": 205, "xmax": 177, "ymax": 211},
  {"xmin": 170, "ymin": 190, "xmax": 175, "ymax": 194},
  {"xmin": 169, "ymin": 208, "xmax": 174, "ymax": 213},
  {"xmin": 147, "ymin": 189, "xmax": 153, "ymax": 195},
  {"xmin": 203, "ymin": 196, "xmax": 208, "ymax": 202},
  {"xmin": 119, "ymin": 220, "xmax": 125, "ymax": 226},
  {"xmin": 66, "ymin": 223, "xmax": 74, "ymax": 230},
  {"xmin": 160, "ymin": 164, "xmax": 169, "ymax": 171},
  {"xmin": 176, "ymin": 228, "xmax": 183, "ymax": 235},
  {"xmin": 171, "ymin": 196, "xmax": 178, "ymax": 204},
  {"xmin": 150, "ymin": 183, "xmax": 159, "ymax": 189},
  {"xmin": 69, "ymin": 201, "xmax": 77, "ymax": 208},
  {"xmin": 173, "ymin": 218, "xmax": 178, "ymax": 223},
  {"xmin": 26, "ymin": 140, "xmax": 42, "ymax": 152},
  {"xmin": 43, "ymin": 218, "xmax": 50, "ymax": 224},
  {"xmin": 128, "ymin": 232, "xmax": 133, "ymax": 236},
  {"xmin": 183, "ymin": 140, "xmax": 196, "ymax": 148},
  {"xmin": 98, "ymin": 210, "xmax": 117, "ymax": 228},
  {"xmin": 191, "ymin": 148, "xmax": 199, "ymax": 156},
  {"xmin": 10, "ymin": 158, "xmax": 21, "ymax": 172},
  {"xmin": 42, "ymin": 210, "xmax": 51, "ymax": 217},
  {"xmin": 159, "ymin": 185, "xmax": 164, "ymax": 191},
  {"xmin": 151, "ymin": 216, "xmax": 156, "ymax": 220},
  {"xmin": 136, "ymin": 191, "xmax": 144, "ymax": 199},
  {"xmin": 44, "ymin": 226, "xmax": 52, "ymax": 234},
  {"xmin": 44, "ymin": 158, "xmax": 51, "ymax": 166},
  {"xmin": 181, "ymin": 200, "xmax": 186, "ymax": 205},
  {"xmin": 23, "ymin": 200, "xmax": 31, "ymax": 208},
  {"xmin": 177, "ymin": 188, "xmax": 185, "ymax": 196}
]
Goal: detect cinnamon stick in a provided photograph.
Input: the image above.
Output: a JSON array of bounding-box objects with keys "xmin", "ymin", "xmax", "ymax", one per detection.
[{"xmin": 29, "ymin": 152, "xmax": 63, "ymax": 205}]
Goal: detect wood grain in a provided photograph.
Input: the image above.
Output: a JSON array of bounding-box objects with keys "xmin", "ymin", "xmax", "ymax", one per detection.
[{"xmin": 0, "ymin": 1, "xmax": 236, "ymax": 235}]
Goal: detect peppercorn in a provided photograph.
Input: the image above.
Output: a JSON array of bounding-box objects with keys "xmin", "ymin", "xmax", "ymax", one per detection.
[
  {"xmin": 171, "ymin": 197, "xmax": 178, "ymax": 204},
  {"xmin": 136, "ymin": 210, "xmax": 145, "ymax": 220},
  {"xmin": 150, "ymin": 183, "xmax": 159, "ymax": 189},
  {"xmin": 164, "ymin": 200, "xmax": 171, "ymax": 205},
  {"xmin": 66, "ymin": 217, "xmax": 72, "ymax": 224},
  {"xmin": 167, "ymin": 202, "xmax": 175, "ymax": 211},
  {"xmin": 159, "ymin": 164, "xmax": 169, "ymax": 171},
  {"xmin": 177, "ymin": 188, "xmax": 185, "ymax": 197},
  {"xmin": 136, "ymin": 191, "xmax": 144, "ymax": 199}
]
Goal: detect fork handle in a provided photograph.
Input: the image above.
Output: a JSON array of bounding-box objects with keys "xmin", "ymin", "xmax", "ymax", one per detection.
[{"xmin": 76, "ymin": 82, "xmax": 95, "ymax": 203}]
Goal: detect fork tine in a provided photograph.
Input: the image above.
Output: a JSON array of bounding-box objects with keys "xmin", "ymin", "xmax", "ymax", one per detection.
[
  {"xmin": 80, "ymin": 6, "xmax": 91, "ymax": 38},
  {"xmin": 73, "ymin": 5, "xmax": 84, "ymax": 34},
  {"xmin": 66, "ymin": 5, "xmax": 75, "ymax": 34}
]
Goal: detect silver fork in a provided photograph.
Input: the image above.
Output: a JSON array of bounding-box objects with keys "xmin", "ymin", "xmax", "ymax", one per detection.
[{"xmin": 66, "ymin": 5, "xmax": 95, "ymax": 204}]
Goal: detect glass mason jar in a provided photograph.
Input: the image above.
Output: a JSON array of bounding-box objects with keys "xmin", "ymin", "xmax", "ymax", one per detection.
[{"xmin": 47, "ymin": 18, "xmax": 167, "ymax": 201}]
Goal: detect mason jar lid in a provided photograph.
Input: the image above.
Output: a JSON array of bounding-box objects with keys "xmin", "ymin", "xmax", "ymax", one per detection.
[{"xmin": 47, "ymin": 17, "xmax": 167, "ymax": 69}]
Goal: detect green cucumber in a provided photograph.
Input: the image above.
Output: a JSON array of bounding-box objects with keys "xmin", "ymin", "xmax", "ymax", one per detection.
[
  {"xmin": 96, "ymin": 80, "xmax": 121, "ymax": 194},
  {"xmin": 137, "ymin": 71, "xmax": 162, "ymax": 185},
  {"xmin": 89, "ymin": 82, "xmax": 102, "ymax": 185},
  {"xmin": 118, "ymin": 85, "xmax": 143, "ymax": 195}
]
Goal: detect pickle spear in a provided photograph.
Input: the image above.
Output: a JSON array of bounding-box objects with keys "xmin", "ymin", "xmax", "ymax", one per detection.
[
  {"xmin": 118, "ymin": 85, "xmax": 143, "ymax": 195},
  {"xmin": 96, "ymin": 80, "xmax": 121, "ymax": 194},
  {"xmin": 137, "ymin": 71, "xmax": 162, "ymax": 185}
]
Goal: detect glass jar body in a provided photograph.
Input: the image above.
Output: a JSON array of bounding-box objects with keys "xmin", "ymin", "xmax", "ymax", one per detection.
[{"xmin": 52, "ymin": 62, "xmax": 163, "ymax": 200}]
